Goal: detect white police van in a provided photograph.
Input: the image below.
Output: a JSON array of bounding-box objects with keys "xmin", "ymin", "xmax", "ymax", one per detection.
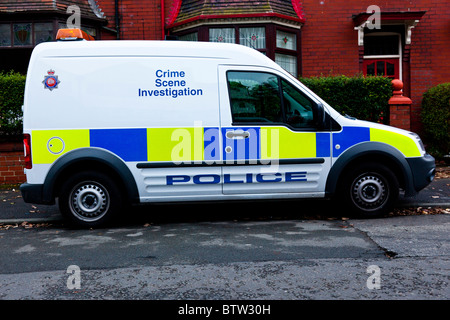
[{"xmin": 20, "ymin": 29, "xmax": 435, "ymax": 227}]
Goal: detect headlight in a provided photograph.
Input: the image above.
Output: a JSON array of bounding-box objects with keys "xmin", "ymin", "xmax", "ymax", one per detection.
[{"xmin": 409, "ymin": 132, "xmax": 425, "ymax": 153}]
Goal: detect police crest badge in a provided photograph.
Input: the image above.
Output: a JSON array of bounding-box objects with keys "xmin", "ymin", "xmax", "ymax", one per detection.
[{"xmin": 42, "ymin": 70, "xmax": 60, "ymax": 91}]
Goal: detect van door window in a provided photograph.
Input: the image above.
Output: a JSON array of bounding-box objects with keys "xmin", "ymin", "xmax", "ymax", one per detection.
[
  {"xmin": 281, "ymin": 79, "xmax": 315, "ymax": 129},
  {"xmin": 226, "ymin": 71, "xmax": 317, "ymax": 129},
  {"xmin": 227, "ymin": 71, "xmax": 283, "ymax": 124}
]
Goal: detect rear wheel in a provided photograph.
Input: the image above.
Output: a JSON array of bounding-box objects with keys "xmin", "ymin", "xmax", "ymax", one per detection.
[
  {"xmin": 341, "ymin": 163, "xmax": 399, "ymax": 218},
  {"xmin": 59, "ymin": 171, "xmax": 123, "ymax": 228}
]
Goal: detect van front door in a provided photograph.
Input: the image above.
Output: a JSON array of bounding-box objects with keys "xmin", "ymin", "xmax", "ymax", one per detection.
[{"xmin": 218, "ymin": 66, "xmax": 331, "ymax": 197}]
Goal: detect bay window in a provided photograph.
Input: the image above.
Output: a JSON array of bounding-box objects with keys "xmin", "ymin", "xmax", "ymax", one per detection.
[
  {"xmin": 175, "ymin": 24, "xmax": 300, "ymax": 77},
  {"xmin": 239, "ymin": 27, "xmax": 266, "ymax": 49}
]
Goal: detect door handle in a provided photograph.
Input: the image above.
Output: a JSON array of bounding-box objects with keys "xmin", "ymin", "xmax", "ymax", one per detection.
[{"xmin": 226, "ymin": 130, "xmax": 250, "ymax": 139}]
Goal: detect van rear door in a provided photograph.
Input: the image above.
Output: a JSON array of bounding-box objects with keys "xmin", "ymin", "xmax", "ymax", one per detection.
[{"xmin": 218, "ymin": 66, "xmax": 331, "ymax": 197}]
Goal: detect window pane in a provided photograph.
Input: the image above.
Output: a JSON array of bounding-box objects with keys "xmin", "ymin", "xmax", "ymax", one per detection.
[
  {"xmin": 34, "ymin": 23, "xmax": 53, "ymax": 45},
  {"xmin": 239, "ymin": 27, "xmax": 265, "ymax": 49},
  {"xmin": 0, "ymin": 24, "xmax": 11, "ymax": 47},
  {"xmin": 276, "ymin": 30, "xmax": 296, "ymax": 50},
  {"xmin": 364, "ymin": 35, "xmax": 399, "ymax": 56},
  {"xmin": 209, "ymin": 28, "xmax": 235, "ymax": 43},
  {"xmin": 178, "ymin": 32, "xmax": 198, "ymax": 41},
  {"xmin": 13, "ymin": 23, "xmax": 32, "ymax": 46},
  {"xmin": 366, "ymin": 62, "xmax": 375, "ymax": 76},
  {"xmin": 376, "ymin": 61, "xmax": 385, "ymax": 76},
  {"xmin": 275, "ymin": 53, "xmax": 297, "ymax": 77},
  {"xmin": 227, "ymin": 72, "xmax": 282, "ymax": 123},
  {"xmin": 281, "ymin": 80, "xmax": 316, "ymax": 129},
  {"xmin": 386, "ymin": 62, "xmax": 395, "ymax": 76}
]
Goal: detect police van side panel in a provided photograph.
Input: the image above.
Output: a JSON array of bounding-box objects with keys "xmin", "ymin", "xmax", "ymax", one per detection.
[
  {"xmin": 28, "ymin": 58, "xmax": 222, "ymax": 189},
  {"xmin": 126, "ymin": 57, "xmax": 223, "ymax": 201}
]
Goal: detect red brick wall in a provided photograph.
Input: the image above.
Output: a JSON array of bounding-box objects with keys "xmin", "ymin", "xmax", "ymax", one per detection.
[
  {"xmin": 301, "ymin": 0, "xmax": 450, "ymax": 134},
  {"xmin": 301, "ymin": 0, "xmax": 361, "ymax": 77},
  {"xmin": 0, "ymin": 143, "xmax": 26, "ymax": 184},
  {"xmin": 96, "ymin": 0, "xmax": 116, "ymax": 40},
  {"xmin": 97, "ymin": 0, "xmax": 164, "ymax": 40},
  {"xmin": 408, "ymin": 1, "xmax": 450, "ymax": 134}
]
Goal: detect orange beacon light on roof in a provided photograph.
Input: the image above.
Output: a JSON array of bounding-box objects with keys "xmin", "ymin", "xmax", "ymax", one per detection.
[{"xmin": 56, "ymin": 28, "xmax": 94, "ymax": 41}]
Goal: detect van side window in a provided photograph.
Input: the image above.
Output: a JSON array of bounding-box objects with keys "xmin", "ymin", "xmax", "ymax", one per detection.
[
  {"xmin": 227, "ymin": 71, "xmax": 317, "ymax": 129},
  {"xmin": 227, "ymin": 71, "xmax": 283, "ymax": 123},
  {"xmin": 281, "ymin": 79, "xmax": 315, "ymax": 129}
]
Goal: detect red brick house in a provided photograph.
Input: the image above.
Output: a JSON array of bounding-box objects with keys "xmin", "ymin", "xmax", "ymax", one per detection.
[{"xmin": 0, "ymin": 0, "xmax": 448, "ymax": 183}]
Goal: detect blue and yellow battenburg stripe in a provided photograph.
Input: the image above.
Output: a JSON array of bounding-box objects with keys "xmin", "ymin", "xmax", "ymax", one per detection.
[{"xmin": 30, "ymin": 126, "xmax": 421, "ymax": 165}]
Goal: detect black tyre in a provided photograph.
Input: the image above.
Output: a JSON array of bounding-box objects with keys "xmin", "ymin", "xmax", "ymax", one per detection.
[
  {"xmin": 59, "ymin": 171, "xmax": 123, "ymax": 228},
  {"xmin": 341, "ymin": 163, "xmax": 399, "ymax": 218}
]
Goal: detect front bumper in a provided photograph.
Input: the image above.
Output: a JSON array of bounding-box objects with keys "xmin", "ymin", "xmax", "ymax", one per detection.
[{"xmin": 406, "ymin": 154, "xmax": 436, "ymax": 193}]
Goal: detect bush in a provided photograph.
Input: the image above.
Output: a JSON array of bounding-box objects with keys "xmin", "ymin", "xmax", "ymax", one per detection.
[
  {"xmin": 421, "ymin": 83, "xmax": 450, "ymax": 157},
  {"xmin": 299, "ymin": 75, "xmax": 392, "ymax": 123},
  {"xmin": 0, "ymin": 71, "xmax": 26, "ymax": 141}
]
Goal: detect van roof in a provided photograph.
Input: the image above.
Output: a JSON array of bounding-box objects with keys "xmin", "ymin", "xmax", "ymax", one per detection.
[{"xmin": 31, "ymin": 40, "xmax": 283, "ymax": 70}]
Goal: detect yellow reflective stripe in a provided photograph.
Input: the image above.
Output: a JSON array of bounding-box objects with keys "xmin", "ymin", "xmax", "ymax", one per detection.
[
  {"xmin": 261, "ymin": 127, "xmax": 316, "ymax": 160},
  {"xmin": 147, "ymin": 128, "xmax": 204, "ymax": 162},
  {"xmin": 31, "ymin": 129, "xmax": 90, "ymax": 164},
  {"xmin": 370, "ymin": 128, "xmax": 421, "ymax": 157}
]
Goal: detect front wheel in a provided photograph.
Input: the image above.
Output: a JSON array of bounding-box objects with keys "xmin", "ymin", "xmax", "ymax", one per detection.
[
  {"xmin": 341, "ymin": 163, "xmax": 399, "ymax": 218},
  {"xmin": 59, "ymin": 171, "xmax": 123, "ymax": 228}
]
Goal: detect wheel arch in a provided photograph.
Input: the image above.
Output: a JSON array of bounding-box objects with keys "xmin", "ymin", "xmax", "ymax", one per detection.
[
  {"xmin": 42, "ymin": 148, "xmax": 140, "ymax": 204},
  {"xmin": 325, "ymin": 142, "xmax": 415, "ymax": 197}
]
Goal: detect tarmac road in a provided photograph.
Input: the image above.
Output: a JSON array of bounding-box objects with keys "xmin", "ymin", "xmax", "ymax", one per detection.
[{"xmin": 0, "ymin": 208, "xmax": 448, "ymax": 300}]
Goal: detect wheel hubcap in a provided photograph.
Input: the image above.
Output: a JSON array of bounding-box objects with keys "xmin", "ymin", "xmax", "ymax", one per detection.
[
  {"xmin": 351, "ymin": 174, "xmax": 387, "ymax": 210},
  {"xmin": 70, "ymin": 182, "xmax": 109, "ymax": 222}
]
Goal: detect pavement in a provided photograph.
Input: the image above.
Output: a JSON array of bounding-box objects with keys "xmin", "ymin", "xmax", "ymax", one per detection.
[{"xmin": 0, "ymin": 169, "xmax": 449, "ymax": 224}]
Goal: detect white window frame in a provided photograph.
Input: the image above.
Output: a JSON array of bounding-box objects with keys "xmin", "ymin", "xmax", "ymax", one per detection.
[{"xmin": 363, "ymin": 32, "xmax": 402, "ymax": 80}]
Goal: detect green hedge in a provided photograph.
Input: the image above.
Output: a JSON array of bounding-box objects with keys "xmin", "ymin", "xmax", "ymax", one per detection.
[
  {"xmin": 421, "ymin": 83, "xmax": 450, "ymax": 157},
  {"xmin": 0, "ymin": 71, "xmax": 26, "ymax": 141},
  {"xmin": 299, "ymin": 75, "xmax": 392, "ymax": 123}
]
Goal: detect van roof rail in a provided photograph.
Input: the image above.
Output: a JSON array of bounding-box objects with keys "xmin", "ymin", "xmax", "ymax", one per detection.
[{"xmin": 56, "ymin": 28, "xmax": 94, "ymax": 41}]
